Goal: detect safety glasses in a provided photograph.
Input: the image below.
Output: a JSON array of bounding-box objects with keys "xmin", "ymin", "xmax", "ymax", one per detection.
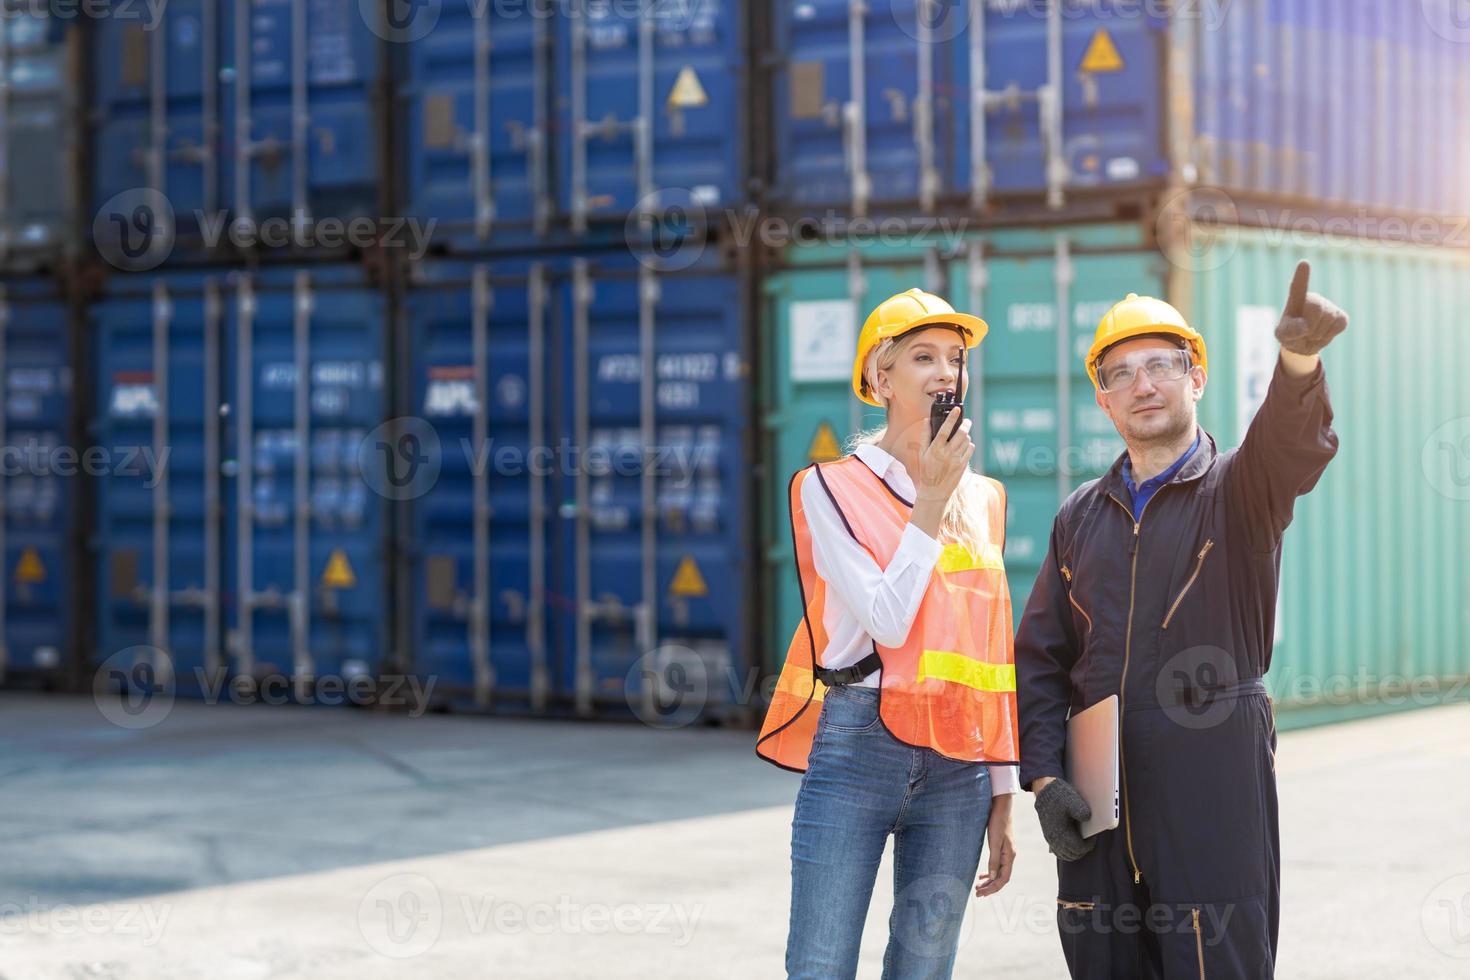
[{"xmin": 1096, "ymin": 348, "xmax": 1193, "ymax": 393}]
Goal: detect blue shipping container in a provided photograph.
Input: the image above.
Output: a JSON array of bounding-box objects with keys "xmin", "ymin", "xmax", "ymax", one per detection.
[
  {"xmin": 403, "ymin": 252, "xmax": 754, "ymax": 721},
  {"xmin": 399, "ymin": 0, "xmax": 747, "ymax": 249},
  {"xmin": 92, "ymin": 0, "xmax": 383, "ymax": 251},
  {"xmin": 0, "ymin": 11, "xmax": 76, "ymax": 269},
  {"xmin": 0, "ymin": 279, "xmax": 75, "ymax": 684},
  {"xmin": 771, "ymin": 0, "xmax": 1470, "ymax": 221},
  {"xmin": 93, "ymin": 265, "xmax": 389, "ymax": 699},
  {"xmin": 399, "ymin": 0, "xmax": 549, "ymax": 244}
]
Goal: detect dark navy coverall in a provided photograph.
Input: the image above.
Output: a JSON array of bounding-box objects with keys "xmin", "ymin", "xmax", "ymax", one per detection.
[{"xmin": 1016, "ymin": 359, "xmax": 1339, "ymax": 979}]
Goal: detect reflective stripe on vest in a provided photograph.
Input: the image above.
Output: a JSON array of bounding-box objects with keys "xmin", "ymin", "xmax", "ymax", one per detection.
[{"xmin": 755, "ymin": 455, "xmax": 1020, "ymax": 772}]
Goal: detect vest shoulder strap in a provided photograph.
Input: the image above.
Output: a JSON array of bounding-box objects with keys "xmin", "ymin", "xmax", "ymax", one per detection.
[{"xmin": 808, "ymin": 457, "xmax": 867, "ymax": 545}]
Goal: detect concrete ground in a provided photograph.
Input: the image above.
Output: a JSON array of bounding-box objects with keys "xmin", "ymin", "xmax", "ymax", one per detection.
[{"xmin": 0, "ymin": 692, "xmax": 1466, "ymax": 979}]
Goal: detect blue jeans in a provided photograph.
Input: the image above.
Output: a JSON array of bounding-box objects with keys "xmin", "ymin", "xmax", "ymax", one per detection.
[{"xmin": 786, "ymin": 684, "xmax": 993, "ymax": 979}]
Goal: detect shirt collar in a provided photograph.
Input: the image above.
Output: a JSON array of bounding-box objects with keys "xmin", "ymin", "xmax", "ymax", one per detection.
[
  {"xmin": 853, "ymin": 443, "xmax": 916, "ymax": 496},
  {"xmin": 1122, "ymin": 429, "xmax": 1202, "ymax": 495}
]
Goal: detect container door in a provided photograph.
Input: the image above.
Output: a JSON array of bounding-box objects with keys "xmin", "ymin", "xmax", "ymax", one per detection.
[
  {"xmin": 0, "ymin": 286, "xmax": 74, "ymax": 682},
  {"xmin": 773, "ymin": 0, "xmax": 957, "ymax": 214},
  {"xmin": 406, "ymin": 261, "xmax": 550, "ymax": 709},
  {"xmin": 964, "ymin": 0, "xmax": 1165, "ymax": 208},
  {"xmin": 92, "ymin": 0, "xmax": 220, "ymax": 243},
  {"xmin": 403, "ymin": 2, "xmax": 550, "ymax": 245},
  {"xmin": 229, "ymin": 269, "xmax": 386, "ymax": 695},
  {"xmin": 560, "ymin": 0, "xmax": 744, "ymax": 232},
  {"xmin": 0, "ymin": 12, "xmax": 75, "ymax": 265},
  {"xmin": 559, "ymin": 258, "xmax": 750, "ymax": 721},
  {"xmin": 94, "ymin": 274, "xmax": 225, "ymax": 696},
  {"xmin": 222, "ymin": 0, "xmax": 380, "ymax": 233}
]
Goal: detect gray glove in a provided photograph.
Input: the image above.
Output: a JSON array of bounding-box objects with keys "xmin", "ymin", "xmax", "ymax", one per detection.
[
  {"xmin": 1275, "ymin": 260, "xmax": 1348, "ymax": 356},
  {"xmin": 1035, "ymin": 778, "xmax": 1095, "ymax": 862}
]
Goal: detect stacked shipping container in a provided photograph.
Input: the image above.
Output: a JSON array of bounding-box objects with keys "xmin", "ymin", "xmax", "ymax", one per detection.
[
  {"xmin": 398, "ymin": 253, "xmax": 754, "ymax": 717},
  {"xmin": 91, "ymin": 0, "xmax": 386, "ymax": 254},
  {"xmin": 759, "ymin": 227, "xmax": 1470, "ymax": 727},
  {"xmin": 72, "ymin": 0, "xmax": 762, "ymax": 720},
  {"xmin": 756, "ymin": 0, "xmax": 1470, "ymax": 727},
  {"xmin": 0, "ymin": 1, "xmax": 1465, "ymax": 726},
  {"xmin": 386, "ymin": 0, "xmax": 759, "ymax": 719},
  {"xmin": 395, "ymin": 0, "xmax": 750, "ymax": 249},
  {"xmin": 92, "ymin": 267, "xmax": 390, "ymax": 698},
  {"xmin": 86, "ymin": 4, "xmax": 394, "ymax": 701},
  {"xmin": 769, "ymin": 0, "xmax": 1470, "ymax": 220},
  {"xmin": 0, "ymin": 6, "xmax": 80, "ymax": 688}
]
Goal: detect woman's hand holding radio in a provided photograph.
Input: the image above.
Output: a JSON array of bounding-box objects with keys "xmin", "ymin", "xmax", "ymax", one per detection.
[{"xmin": 911, "ymin": 408, "xmax": 974, "ymax": 540}]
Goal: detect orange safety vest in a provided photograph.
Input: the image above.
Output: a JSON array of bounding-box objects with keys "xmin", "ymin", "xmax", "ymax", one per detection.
[{"xmin": 756, "ymin": 455, "xmax": 1020, "ymax": 772}]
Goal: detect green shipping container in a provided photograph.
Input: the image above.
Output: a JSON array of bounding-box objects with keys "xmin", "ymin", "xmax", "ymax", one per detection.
[{"xmin": 759, "ymin": 223, "xmax": 1470, "ymax": 729}]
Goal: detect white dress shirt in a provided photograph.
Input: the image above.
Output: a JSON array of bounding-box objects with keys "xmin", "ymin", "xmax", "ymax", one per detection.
[{"xmin": 801, "ymin": 443, "xmax": 1020, "ymax": 795}]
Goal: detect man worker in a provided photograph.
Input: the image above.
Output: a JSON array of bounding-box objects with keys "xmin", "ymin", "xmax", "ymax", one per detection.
[{"xmin": 1017, "ymin": 261, "xmax": 1347, "ymax": 978}]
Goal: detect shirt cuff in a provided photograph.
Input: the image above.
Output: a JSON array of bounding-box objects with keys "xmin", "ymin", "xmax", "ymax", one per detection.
[
  {"xmin": 1274, "ymin": 355, "xmax": 1326, "ymax": 403},
  {"xmin": 989, "ymin": 764, "xmax": 1019, "ymax": 796},
  {"xmin": 897, "ymin": 522, "xmax": 944, "ymax": 567},
  {"xmin": 1019, "ymin": 766, "xmax": 1065, "ymax": 793}
]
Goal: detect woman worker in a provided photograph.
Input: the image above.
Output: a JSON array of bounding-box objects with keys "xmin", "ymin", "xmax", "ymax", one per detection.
[{"xmin": 757, "ymin": 287, "xmax": 1022, "ymax": 979}]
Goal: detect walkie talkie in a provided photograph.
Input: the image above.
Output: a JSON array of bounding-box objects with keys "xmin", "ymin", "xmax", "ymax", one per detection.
[
  {"xmin": 929, "ymin": 331, "xmax": 968, "ymax": 442},
  {"xmin": 930, "ymin": 389, "xmax": 962, "ymax": 442}
]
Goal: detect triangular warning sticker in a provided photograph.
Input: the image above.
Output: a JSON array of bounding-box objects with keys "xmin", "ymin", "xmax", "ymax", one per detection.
[
  {"xmin": 808, "ymin": 422, "xmax": 842, "ymax": 462},
  {"xmin": 667, "ymin": 65, "xmax": 709, "ymax": 109},
  {"xmin": 1080, "ymin": 29, "xmax": 1124, "ymax": 73},
  {"xmin": 321, "ymin": 549, "xmax": 357, "ymax": 589},
  {"xmin": 669, "ymin": 555, "xmax": 708, "ymax": 597},
  {"xmin": 15, "ymin": 547, "xmax": 45, "ymax": 584}
]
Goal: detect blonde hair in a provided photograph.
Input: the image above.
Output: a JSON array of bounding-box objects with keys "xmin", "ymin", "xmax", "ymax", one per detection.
[{"xmin": 855, "ymin": 332, "xmax": 990, "ymax": 557}]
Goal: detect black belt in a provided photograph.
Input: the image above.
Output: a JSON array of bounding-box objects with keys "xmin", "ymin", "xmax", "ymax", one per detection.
[
  {"xmin": 1158, "ymin": 676, "xmax": 1268, "ymax": 709},
  {"xmin": 814, "ymin": 651, "xmax": 882, "ymax": 687}
]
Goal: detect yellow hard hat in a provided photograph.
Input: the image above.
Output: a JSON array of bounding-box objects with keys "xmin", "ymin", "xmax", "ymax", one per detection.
[
  {"xmin": 852, "ymin": 288, "xmax": 988, "ymax": 407},
  {"xmin": 1084, "ymin": 292, "xmax": 1208, "ymax": 390}
]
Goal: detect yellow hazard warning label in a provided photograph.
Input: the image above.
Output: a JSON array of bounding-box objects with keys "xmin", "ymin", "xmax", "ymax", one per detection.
[
  {"xmin": 669, "ymin": 555, "xmax": 708, "ymax": 597},
  {"xmin": 808, "ymin": 422, "xmax": 842, "ymax": 462},
  {"xmin": 15, "ymin": 547, "xmax": 45, "ymax": 584},
  {"xmin": 1080, "ymin": 29, "xmax": 1125, "ymax": 73},
  {"xmin": 321, "ymin": 549, "xmax": 357, "ymax": 589},
  {"xmin": 667, "ymin": 66, "xmax": 709, "ymax": 109}
]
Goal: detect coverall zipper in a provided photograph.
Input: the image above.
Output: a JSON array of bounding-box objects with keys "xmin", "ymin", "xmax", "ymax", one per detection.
[
  {"xmin": 1068, "ymin": 592, "xmax": 1094, "ymax": 632},
  {"xmin": 1106, "ymin": 492, "xmax": 1150, "ymax": 885},
  {"xmin": 1192, "ymin": 906, "xmax": 1206, "ymax": 978},
  {"xmin": 1060, "ymin": 565, "xmax": 1093, "ymax": 631},
  {"xmin": 1162, "ymin": 539, "xmax": 1215, "ymax": 629}
]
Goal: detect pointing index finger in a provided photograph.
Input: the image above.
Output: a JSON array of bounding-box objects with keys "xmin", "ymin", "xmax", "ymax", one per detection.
[{"xmin": 1283, "ymin": 260, "xmax": 1311, "ymax": 317}]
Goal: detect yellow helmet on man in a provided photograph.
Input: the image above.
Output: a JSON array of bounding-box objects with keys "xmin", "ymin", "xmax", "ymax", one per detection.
[
  {"xmin": 852, "ymin": 288, "xmax": 988, "ymax": 407},
  {"xmin": 1084, "ymin": 292, "xmax": 1208, "ymax": 390}
]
